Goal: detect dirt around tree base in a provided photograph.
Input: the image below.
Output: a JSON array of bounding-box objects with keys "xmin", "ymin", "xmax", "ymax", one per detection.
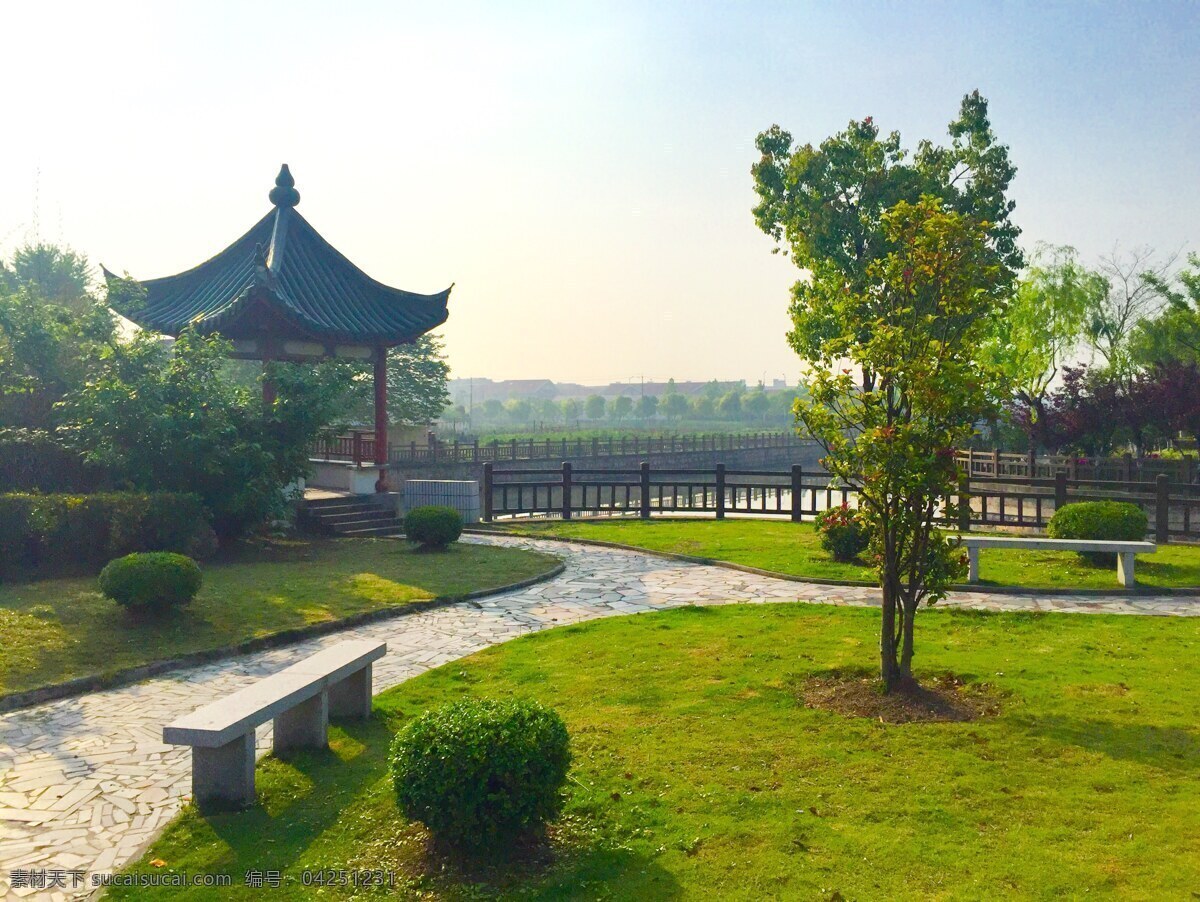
[{"xmin": 800, "ymin": 670, "xmax": 1002, "ymax": 724}]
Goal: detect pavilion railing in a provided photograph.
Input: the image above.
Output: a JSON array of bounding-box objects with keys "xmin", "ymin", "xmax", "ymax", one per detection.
[
  {"xmin": 482, "ymin": 462, "xmax": 1196, "ymax": 543},
  {"xmin": 310, "ymin": 431, "xmax": 807, "ymax": 466}
]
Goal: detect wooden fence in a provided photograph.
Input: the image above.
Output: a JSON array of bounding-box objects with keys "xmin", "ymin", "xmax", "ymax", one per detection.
[
  {"xmin": 483, "ymin": 462, "xmax": 1198, "ymax": 543},
  {"xmin": 311, "ymin": 431, "xmax": 805, "ymax": 466},
  {"xmin": 483, "ymin": 463, "xmax": 843, "ymax": 522},
  {"xmin": 957, "ymin": 449, "xmax": 1197, "ymax": 483}
]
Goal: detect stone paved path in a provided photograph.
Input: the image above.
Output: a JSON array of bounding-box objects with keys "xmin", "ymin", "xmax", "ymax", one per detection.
[{"xmin": 2, "ymin": 535, "xmax": 1198, "ymax": 899}]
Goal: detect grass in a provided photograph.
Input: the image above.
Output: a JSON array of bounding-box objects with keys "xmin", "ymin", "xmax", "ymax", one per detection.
[
  {"xmin": 0, "ymin": 538, "xmax": 559, "ymax": 695},
  {"xmin": 498, "ymin": 518, "xmax": 1200, "ymax": 590},
  {"xmin": 114, "ymin": 602, "xmax": 1200, "ymax": 899}
]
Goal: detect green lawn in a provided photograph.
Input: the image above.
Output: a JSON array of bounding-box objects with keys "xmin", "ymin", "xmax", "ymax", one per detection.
[
  {"xmin": 0, "ymin": 538, "xmax": 559, "ymax": 695},
  {"xmin": 115, "ymin": 603, "xmax": 1200, "ymax": 899},
  {"xmin": 499, "ymin": 518, "xmax": 1200, "ymax": 590}
]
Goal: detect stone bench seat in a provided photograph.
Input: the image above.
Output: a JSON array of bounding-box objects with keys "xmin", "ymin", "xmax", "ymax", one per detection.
[
  {"xmin": 164, "ymin": 639, "xmax": 386, "ymax": 811},
  {"xmin": 956, "ymin": 535, "xmax": 1156, "ymax": 588}
]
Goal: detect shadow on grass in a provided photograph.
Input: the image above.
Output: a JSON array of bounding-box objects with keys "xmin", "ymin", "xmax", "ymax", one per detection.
[
  {"xmin": 528, "ymin": 847, "xmax": 683, "ymax": 899},
  {"xmin": 196, "ymin": 717, "xmax": 395, "ymax": 873},
  {"xmin": 1020, "ymin": 715, "xmax": 1200, "ymax": 773}
]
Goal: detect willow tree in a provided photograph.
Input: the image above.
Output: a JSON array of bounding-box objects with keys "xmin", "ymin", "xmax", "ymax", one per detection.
[
  {"xmin": 797, "ymin": 198, "xmax": 1010, "ymax": 691},
  {"xmin": 982, "ymin": 244, "xmax": 1107, "ymax": 451}
]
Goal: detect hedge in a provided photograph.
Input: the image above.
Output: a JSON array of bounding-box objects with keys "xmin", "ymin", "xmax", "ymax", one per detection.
[
  {"xmin": 404, "ymin": 505, "xmax": 463, "ymax": 550},
  {"xmin": 0, "ymin": 428, "xmax": 101, "ymax": 493},
  {"xmin": 390, "ymin": 698, "xmax": 571, "ymax": 849},
  {"xmin": 0, "ymin": 492, "xmax": 217, "ymax": 579},
  {"xmin": 1047, "ymin": 500, "xmax": 1148, "ymax": 566},
  {"xmin": 99, "ymin": 552, "xmax": 203, "ymax": 612}
]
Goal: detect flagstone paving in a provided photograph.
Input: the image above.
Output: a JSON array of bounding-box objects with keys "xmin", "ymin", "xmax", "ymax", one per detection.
[{"xmin": 2, "ymin": 535, "xmax": 1198, "ymax": 899}]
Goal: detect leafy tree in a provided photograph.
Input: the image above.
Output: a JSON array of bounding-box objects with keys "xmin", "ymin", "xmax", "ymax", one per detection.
[
  {"xmin": 692, "ymin": 395, "xmax": 715, "ymax": 419},
  {"xmin": 743, "ymin": 387, "xmax": 770, "ymax": 423},
  {"xmin": 0, "ymin": 288, "xmax": 117, "ymax": 429},
  {"xmin": 984, "ymin": 244, "xmax": 1106, "ymax": 450},
  {"xmin": 795, "ymin": 198, "xmax": 1009, "ymax": 691},
  {"xmin": 62, "ymin": 329, "xmax": 344, "ymax": 537},
  {"xmin": 716, "ymin": 390, "xmax": 743, "ymax": 420},
  {"xmin": 441, "ymin": 403, "xmax": 469, "ymax": 432},
  {"xmin": 584, "ymin": 394, "xmax": 606, "ymax": 420},
  {"xmin": 482, "ymin": 398, "xmax": 504, "ymax": 419},
  {"xmin": 635, "ymin": 394, "xmax": 658, "ymax": 420},
  {"xmin": 1043, "ymin": 363, "xmax": 1183, "ymax": 456},
  {"xmin": 609, "ymin": 395, "xmax": 633, "ymax": 423},
  {"xmin": 383, "ymin": 334, "xmax": 451, "ymax": 426},
  {"xmin": 753, "ymin": 92, "xmax": 1021, "ymax": 389},
  {"xmin": 560, "ymin": 398, "xmax": 581, "ymax": 425},
  {"xmin": 661, "ymin": 390, "xmax": 688, "ymax": 423},
  {"xmin": 1084, "ymin": 246, "xmax": 1177, "ymax": 376},
  {"xmin": 0, "ymin": 243, "xmax": 115, "ymax": 429},
  {"xmin": 7, "ymin": 243, "xmax": 93, "ymax": 310},
  {"xmin": 535, "ymin": 397, "xmax": 561, "ymax": 425},
  {"xmin": 505, "ymin": 398, "xmax": 533, "ymax": 425},
  {"xmin": 1132, "ymin": 253, "xmax": 1200, "ymax": 367},
  {"xmin": 770, "ymin": 389, "xmax": 801, "ymax": 423}
]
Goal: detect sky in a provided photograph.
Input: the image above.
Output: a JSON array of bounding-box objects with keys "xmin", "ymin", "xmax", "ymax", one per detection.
[{"xmin": 2, "ymin": 0, "xmax": 1197, "ymax": 386}]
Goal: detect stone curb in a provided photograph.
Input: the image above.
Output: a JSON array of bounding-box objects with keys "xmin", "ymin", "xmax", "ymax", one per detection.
[
  {"xmin": 467, "ymin": 526, "xmax": 1200, "ymax": 599},
  {"xmin": 0, "ymin": 560, "xmax": 565, "ymax": 715}
]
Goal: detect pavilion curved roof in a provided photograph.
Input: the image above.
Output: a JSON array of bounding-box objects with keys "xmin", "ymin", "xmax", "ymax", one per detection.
[{"xmin": 105, "ymin": 165, "xmax": 451, "ymax": 348}]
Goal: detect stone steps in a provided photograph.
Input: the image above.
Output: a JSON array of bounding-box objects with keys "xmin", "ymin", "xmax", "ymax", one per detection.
[{"xmin": 305, "ymin": 497, "xmax": 404, "ymax": 538}]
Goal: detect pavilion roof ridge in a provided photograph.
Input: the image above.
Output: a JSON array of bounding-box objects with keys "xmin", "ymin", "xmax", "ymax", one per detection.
[{"xmin": 105, "ymin": 165, "xmax": 451, "ymax": 348}]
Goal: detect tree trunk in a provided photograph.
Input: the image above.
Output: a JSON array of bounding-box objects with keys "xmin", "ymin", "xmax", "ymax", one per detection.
[
  {"xmin": 879, "ymin": 583, "xmax": 901, "ymax": 691},
  {"xmin": 898, "ymin": 598, "xmax": 917, "ymax": 685}
]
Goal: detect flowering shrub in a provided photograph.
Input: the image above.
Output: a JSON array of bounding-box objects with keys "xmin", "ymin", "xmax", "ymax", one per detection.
[{"xmin": 815, "ymin": 503, "xmax": 871, "ymax": 562}]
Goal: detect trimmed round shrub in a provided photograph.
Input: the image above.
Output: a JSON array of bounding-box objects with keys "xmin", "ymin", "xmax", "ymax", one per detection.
[
  {"xmin": 815, "ymin": 503, "xmax": 871, "ymax": 562},
  {"xmin": 98, "ymin": 552, "xmax": 202, "ymax": 612},
  {"xmin": 404, "ymin": 505, "xmax": 463, "ymax": 550},
  {"xmin": 1047, "ymin": 501, "xmax": 1148, "ymax": 566},
  {"xmin": 390, "ymin": 698, "xmax": 571, "ymax": 850}
]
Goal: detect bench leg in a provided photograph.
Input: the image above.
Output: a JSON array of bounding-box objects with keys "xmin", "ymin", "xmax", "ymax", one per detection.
[
  {"xmin": 968, "ymin": 547, "xmax": 980, "ymax": 583},
  {"xmin": 273, "ymin": 690, "xmax": 328, "ymax": 755},
  {"xmin": 328, "ymin": 664, "xmax": 373, "ymax": 719},
  {"xmin": 192, "ymin": 732, "xmax": 255, "ymax": 812},
  {"xmin": 1117, "ymin": 552, "xmax": 1135, "ymax": 589}
]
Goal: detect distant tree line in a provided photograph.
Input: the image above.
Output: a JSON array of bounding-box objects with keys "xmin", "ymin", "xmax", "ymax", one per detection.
[{"xmin": 440, "ymin": 378, "xmax": 805, "ymax": 434}]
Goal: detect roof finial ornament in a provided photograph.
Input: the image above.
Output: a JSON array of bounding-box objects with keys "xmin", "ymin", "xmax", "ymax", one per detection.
[{"xmin": 269, "ymin": 164, "xmax": 300, "ymax": 208}]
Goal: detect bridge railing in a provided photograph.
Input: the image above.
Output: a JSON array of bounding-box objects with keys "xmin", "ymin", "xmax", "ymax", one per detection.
[
  {"xmin": 310, "ymin": 431, "xmax": 808, "ymax": 466},
  {"xmin": 956, "ymin": 448, "xmax": 1197, "ymax": 483}
]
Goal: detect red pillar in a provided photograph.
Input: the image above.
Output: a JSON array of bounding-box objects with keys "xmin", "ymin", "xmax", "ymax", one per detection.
[{"xmin": 373, "ymin": 348, "xmax": 389, "ymax": 487}]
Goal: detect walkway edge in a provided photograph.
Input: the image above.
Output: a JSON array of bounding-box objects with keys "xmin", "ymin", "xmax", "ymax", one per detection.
[
  {"xmin": 469, "ymin": 526, "xmax": 1200, "ymax": 598},
  {"xmin": 0, "ymin": 561, "xmax": 565, "ymax": 715}
]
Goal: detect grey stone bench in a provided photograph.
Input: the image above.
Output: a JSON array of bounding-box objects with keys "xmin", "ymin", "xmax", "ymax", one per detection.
[
  {"xmin": 163, "ymin": 639, "xmax": 386, "ymax": 811},
  {"xmin": 957, "ymin": 536, "xmax": 1156, "ymax": 588}
]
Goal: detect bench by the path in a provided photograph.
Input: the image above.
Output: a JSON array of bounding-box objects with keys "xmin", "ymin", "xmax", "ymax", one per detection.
[
  {"xmin": 163, "ymin": 640, "xmax": 386, "ymax": 811},
  {"xmin": 959, "ymin": 536, "xmax": 1156, "ymax": 588}
]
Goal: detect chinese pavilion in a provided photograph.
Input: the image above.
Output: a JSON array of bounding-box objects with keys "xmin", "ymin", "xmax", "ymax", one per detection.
[{"xmin": 106, "ymin": 164, "xmax": 452, "ymax": 484}]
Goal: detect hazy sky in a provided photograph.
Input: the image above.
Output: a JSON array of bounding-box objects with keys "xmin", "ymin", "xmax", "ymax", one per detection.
[{"xmin": 2, "ymin": 1, "xmax": 1197, "ymax": 385}]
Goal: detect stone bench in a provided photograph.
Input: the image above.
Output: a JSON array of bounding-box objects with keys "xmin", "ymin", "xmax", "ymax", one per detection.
[
  {"xmin": 957, "ymin": 536, "xmax": 1157, "ymax": 588},
  {"xmin": 163, "ymin": 639, "xmax": 386, "ymax": 811}
]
